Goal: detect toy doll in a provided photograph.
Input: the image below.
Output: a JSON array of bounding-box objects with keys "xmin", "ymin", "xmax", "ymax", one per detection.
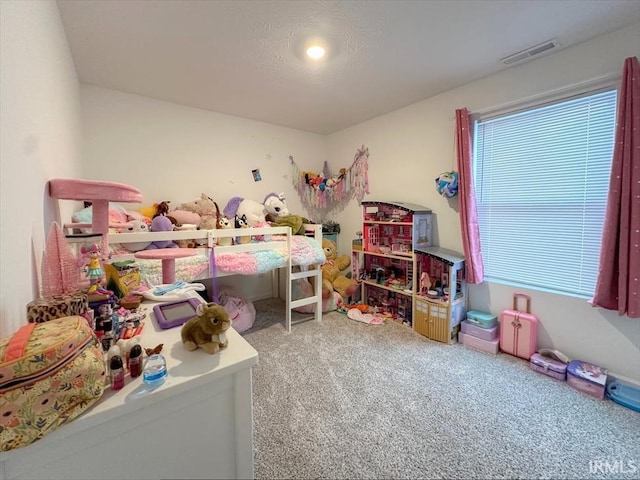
[{"xmin": 81, "ymin": 243, "xmax": 111, "ymax": 295}]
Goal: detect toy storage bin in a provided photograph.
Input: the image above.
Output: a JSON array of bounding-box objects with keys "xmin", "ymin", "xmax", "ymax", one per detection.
[
  {"xmin": 466, "ymin": 310, "xmax": 497, "ymax": 329},
  {"xmin": 606, "ymin": 380, "xmax": 640, "ymax": 412},
  {"xmin": 566, "ymin": 360, "xmax": 608, "ymax": 399},
  {"xmin": 529, "ymin": 353, "xmax": 567, "ymax": 381},
  {"xmin": 460, "ymin": 320, "xmax": 498, "ymax": 341},
  {"xmin": 458, "ymin": 331, "xmax": 499, "ymax": 354}
]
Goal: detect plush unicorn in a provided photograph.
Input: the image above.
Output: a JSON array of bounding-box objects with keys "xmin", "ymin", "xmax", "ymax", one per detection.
[
  {"xmin": 223, "ymin": 192, "xmax": 288, "ymax": 227},
  {"xmin": 263, "ymin": 192, "xmax": 289, "ymax": 218}
]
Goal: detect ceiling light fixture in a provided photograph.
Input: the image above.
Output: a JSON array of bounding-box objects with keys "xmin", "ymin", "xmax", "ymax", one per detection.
[{"xmin": 306, "ymin": 45, "xmax": 326, "ymax": 59}]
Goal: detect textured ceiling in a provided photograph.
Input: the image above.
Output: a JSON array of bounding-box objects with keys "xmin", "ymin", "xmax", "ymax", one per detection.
[{"xmin": 57, "ymin": 0, "xmax": 640, "ymax": 134}]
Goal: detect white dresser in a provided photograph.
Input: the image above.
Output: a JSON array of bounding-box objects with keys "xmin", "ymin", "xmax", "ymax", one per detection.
[{"xmin": 0, "ymin": 295, "xmax": 259, "ymax": 480}]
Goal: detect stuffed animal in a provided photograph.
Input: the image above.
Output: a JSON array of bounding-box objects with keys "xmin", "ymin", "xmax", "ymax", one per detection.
[
  {"xmin": 154, "ymin": 201, "xmax": 171, "ymax": 218},
  {"xmin": 216, "ymin": 215, "xmax": 234, "ymax": 246},
  {"xmin": 122, "ymin": 220, "xmax": 151, "ymax": 252},
  {"xmin": 138, "ymin": 204, "xmax": 158, "ymax": 220},
  {"xmin": 263, "ymin": 192, "xmax": 289, "ymax": 218},
  {"xmin": 181, "ymin": 302, "xmax": 231, "ymax": 354},
  {"xmin": 263, "ymin": 192, "xmax": 310, "ymax": 235},
  {"xmin": 168, "ymin": 209, "xmax": 201, "ymax": 228},
  {"xmin": 176, "ymin": 194, "xmax": 220, "ymax": 230},
  {"xmin": 267, "ymin": 214, "xmax": 307, "ymax": 235},
  {"xmin": 320, "ymin": 238, "xmax": 358, "ymax": 300},
  {"xmin": 144, "ymin": 215, "xmax": 178, "ymax": 249},
  {"xmin": 138, "ymin": 202, "xmax": 171, "ymax": 221},
  {"xmin": 224, "ymin": 196, "xmax": 267, "ymax": 227},
  {"xmin": 234, "ymin": 214, "xmax": 251, "ymax": 244}
]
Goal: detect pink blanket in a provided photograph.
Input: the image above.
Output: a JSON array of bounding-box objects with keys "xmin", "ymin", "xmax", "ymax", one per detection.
[{"xmin": 215, "ymin": 236, "xmax": 325, "ymax": 275}]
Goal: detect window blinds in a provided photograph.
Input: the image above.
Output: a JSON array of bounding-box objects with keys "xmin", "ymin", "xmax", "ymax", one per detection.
[{"xmin": 473, "ymin": 89, "xmax": 617, "ymax": 297}]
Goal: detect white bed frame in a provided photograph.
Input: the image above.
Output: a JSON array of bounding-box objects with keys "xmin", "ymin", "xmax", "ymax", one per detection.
[
  {"xmin": 48, "ymin": 178, "xmax": 324, "ymax": 332},
  {"xmin": 106, "ymin": 225, "xmax": 324, "ymax": 331}
]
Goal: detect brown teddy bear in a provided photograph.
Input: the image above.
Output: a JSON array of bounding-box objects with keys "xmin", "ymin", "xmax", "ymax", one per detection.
[
  {"xmin": 320, "ymin": 238, "xmax": 358, "ymax": 300},
  {"xmin": 181, "ymin": 302, "xmax": 231, "ymax": 354}
]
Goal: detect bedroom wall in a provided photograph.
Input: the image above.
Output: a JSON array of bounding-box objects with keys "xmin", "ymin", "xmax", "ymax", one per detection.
[
  {"xmin": 0, "ymin": 0, "xmax": 83, "ymax": 338},
  {"xmin": 80, "ymin": 85, "xmax": 328, "ymax": 299},
  {"xmin": 79, "ymin": 24, "xmax": 639, "ymax": 382},
  {"xmin": 327, "ymin": 23, "xmax": 640, "ymax": 383}
]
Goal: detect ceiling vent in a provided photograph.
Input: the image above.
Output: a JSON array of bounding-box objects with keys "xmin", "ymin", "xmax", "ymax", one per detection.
[{"xmin": 500, "ymin": 39, "xmax": 560, "ymax": 66}]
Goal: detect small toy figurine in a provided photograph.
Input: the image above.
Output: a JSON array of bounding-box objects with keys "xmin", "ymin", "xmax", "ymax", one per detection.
[
  {"xmin": 144, "ymin": 343, "xmax": 164, "ymax": 356},
  {"xmin": 81, "ymin": 243, "xmax": 111, "ymax": 295},
  {"xmin": 420, "ymin": 272, "xmax": 431, "ymax": 295}
]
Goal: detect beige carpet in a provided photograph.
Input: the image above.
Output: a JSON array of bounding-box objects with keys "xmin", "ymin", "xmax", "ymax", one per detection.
[{"xmin": 242, "ymin": 299, "xmax": 640, "ymax": 480}]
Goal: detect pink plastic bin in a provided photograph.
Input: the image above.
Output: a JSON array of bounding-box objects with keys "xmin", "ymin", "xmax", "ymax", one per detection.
[{"xmin": 458, "ymin": 332, "xmax": 499, "ymax": 355}]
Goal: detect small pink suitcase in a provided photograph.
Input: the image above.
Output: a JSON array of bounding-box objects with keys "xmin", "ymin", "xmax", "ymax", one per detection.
[{"xmin": 500, "ymin": 293, "xmax": 538, "ymax": 360}]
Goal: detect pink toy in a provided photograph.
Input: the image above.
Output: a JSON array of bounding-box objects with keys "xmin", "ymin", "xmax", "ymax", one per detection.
[
  {"xmin": 460, "ymin": 320, "xmax": 498, "ymax": 342},
  {"xmin": 458, "ymin": 331, "xmax": 499, "ymax": 354},
  {"xmin": 48, "ymin": 178, "xmax": 143, "ymax": 255},
  {"xmin": 499, "ymin": 293, "xmax": 538, "ymax": 360},
  {"xmin": 219, "ymin": 292, "xmax": 256, "ymax": 333},
  {"xmin": 41, "ymin": 222, "xmax": 81, "ymax": 296},
  {"xmin": 134, "ymin": 248, "xmax": 198, "ymax": 284}
]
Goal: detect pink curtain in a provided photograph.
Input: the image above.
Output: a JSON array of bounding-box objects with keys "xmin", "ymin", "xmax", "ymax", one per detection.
[
  {"xmin": 455, "ymin": 108, "xmax": 484, "ymax": 284},
  {"xmin": 592, "ymin": 56, "xmax": 640, "ymax": 318}
]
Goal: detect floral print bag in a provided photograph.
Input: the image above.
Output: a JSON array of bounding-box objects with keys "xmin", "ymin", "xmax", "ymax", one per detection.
[{"xmin": 0, "ymin": 316, "xmax": 105, "ymax": 451}]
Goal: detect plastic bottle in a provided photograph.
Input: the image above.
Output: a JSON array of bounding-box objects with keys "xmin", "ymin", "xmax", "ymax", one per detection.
[
  {"xmin": 128, "ymin": 344, "xmax": 143, "ymax": 378},
  {"xmin": 143, "ymin": 354, "xmax": 167, "ymax": 389},
  {"xmin": 110, "ymin": 355, "xmax": 125, "ymax": 390}
]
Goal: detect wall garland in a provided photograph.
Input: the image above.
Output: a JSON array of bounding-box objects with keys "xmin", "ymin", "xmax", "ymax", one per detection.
[{"xmin": 290, "ymin": 145, "xmax": 369, "ymax": 210}]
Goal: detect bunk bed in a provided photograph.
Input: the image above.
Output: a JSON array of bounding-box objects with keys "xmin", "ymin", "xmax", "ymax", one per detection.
[{"xmin": 48, "ymin": 178, "xmax": 325, "ymax": 332}]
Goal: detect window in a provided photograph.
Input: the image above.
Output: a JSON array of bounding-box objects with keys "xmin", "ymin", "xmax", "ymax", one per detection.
[{"xmin": 473, "ymin": 88, "xmax": 617, "ymax": 298}]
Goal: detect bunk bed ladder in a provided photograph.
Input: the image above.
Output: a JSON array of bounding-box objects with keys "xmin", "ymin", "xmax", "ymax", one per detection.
[{"xmin": 285, "ymin": 225, "xmax": 323, "ymax": 332}]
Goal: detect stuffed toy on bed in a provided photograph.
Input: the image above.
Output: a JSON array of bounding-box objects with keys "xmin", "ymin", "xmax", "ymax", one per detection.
[
  {"xmin": 263, "ymin": 192, "xmax": 310, "ymax": 235},
  {"xmin": 73, "ymin": 203, "xmax": 145, "ymax": 232},
  {"xmin": 175, "ymin": 193, "xmax": 220, "ymax": 230},
  {"xmin": 121, "ymin": 220, "xmax": 151, "ymax": 251},
  {"xmin": 263, "ymin": 192, "xmax": 289, "ymax": 218},
  {"xmin": 224, "ymin": 196, "xmax": 266, "ymax": 227},
  {"xmin": 144, "ymin": 215, "xmax": 178, "ymax": 249}
]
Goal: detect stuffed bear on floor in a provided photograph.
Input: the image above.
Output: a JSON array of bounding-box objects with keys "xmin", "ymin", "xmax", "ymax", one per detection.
[{"xmin": 320, "ymin": 238, "xmax": 358, "ymax": 300}]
